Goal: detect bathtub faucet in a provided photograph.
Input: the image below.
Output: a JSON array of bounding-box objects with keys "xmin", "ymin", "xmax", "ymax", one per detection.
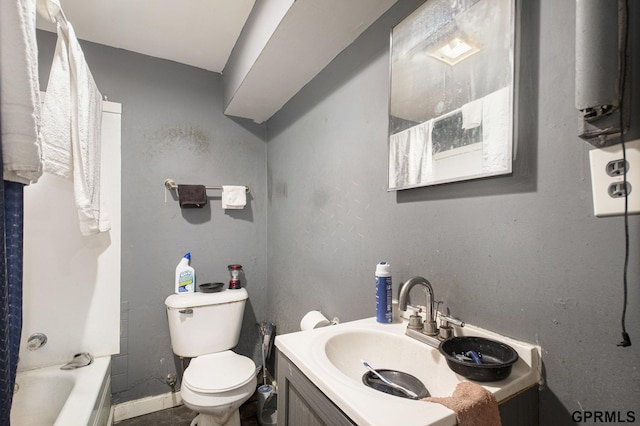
[{"xmin": 27, "ymin": 332, "xmax": 48, "ymax": 351}]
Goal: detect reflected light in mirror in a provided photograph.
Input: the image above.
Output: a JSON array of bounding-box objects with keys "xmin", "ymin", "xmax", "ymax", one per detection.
[{"xmin": 428, "ymin": 37, "xmax": 480, "ymax": 66}]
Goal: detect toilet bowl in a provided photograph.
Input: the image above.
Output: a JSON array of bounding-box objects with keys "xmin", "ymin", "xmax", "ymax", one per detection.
[
  {"xmin": 165, "ymin": 289, "xmax": 257, "ymax": 426},
  {"xmin": 181, "ymin": 352, "xmax": 257, "ymax": 426}
]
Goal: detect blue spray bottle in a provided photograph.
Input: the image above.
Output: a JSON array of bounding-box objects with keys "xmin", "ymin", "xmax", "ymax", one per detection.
[{"xmin": 375, "ymin": 262, "xmax": 392, "ymax": 323}]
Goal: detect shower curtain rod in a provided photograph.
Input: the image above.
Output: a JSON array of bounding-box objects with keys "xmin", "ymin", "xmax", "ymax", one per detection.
[{"xmin": 164, "ymin": 179, "xmax": 250, "ymax": 193}]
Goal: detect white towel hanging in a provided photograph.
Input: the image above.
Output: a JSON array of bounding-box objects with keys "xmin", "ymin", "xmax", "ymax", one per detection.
[
  {"xmin": 40, "ymin": 1, "xmax": 107, "ymax": 236},
  {"xmin": 0, "ymin": 0, "xmax": 43, "ymax": 184},
  {"xmin": 222, "ymin": 186, "xmax": 247, "ymax": 209}
]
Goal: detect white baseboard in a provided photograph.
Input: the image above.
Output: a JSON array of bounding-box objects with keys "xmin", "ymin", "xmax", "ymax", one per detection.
[
  {"xmin": 112, "ymin": 391, "xmax": 183, "ymax": 422},
  {"xmin": 107, "ymin": 407, "xmax": 115, "ymax": 426}
]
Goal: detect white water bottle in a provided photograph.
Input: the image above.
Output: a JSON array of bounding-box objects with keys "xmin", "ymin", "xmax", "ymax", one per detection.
[{"xmin": 175, "ymin": 253, "xmax": 195, "ymax": 293}]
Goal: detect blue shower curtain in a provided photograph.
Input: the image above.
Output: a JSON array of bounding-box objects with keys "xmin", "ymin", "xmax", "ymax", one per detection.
[{"xmin": 0, "ymin": 160, "xmax": 25, "ymax": 422}]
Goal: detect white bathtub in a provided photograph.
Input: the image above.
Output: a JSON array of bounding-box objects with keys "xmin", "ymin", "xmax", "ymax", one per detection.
[{"xmin": 11, "ymin": 356, "xmax": 111, "ymax": 426}]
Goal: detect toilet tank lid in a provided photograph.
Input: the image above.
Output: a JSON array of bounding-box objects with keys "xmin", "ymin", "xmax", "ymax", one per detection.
[{"xmin": 165, "ymin": 288, "xmax": 248, "ymax": 309}]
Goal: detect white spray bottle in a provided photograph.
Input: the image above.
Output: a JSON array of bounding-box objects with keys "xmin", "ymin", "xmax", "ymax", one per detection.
[{"xmin": 175, "ymin": 253, "xmax": 195, "ymax": 293}]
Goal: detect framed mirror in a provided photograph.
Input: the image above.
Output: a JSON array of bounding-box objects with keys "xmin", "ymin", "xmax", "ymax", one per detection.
[{"xmin": 388, "ymin": 0, "xmax": 517, "ymax": 190}]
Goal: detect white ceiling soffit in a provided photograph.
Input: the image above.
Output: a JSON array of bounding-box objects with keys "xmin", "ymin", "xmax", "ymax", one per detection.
[
  {"xmin": 223, "ymin": 0, "xmax": 399, "ymax": 123},
  {"xmin": 34, "ymin": 0, "xmax": 398, "ymax": 124},
  {"xmin": 35, "ymin": 0, "xmax": 255, "ymax": 73}
]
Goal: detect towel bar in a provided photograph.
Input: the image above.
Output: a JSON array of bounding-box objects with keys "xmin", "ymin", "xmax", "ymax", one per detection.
[{"xmin": 164, "ymin": 178, "xmax": 250, "ymax": 193}]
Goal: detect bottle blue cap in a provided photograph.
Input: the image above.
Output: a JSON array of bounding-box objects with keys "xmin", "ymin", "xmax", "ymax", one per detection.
[{"xmin": 184, "ymin": 253, "xmax": 191, "ymax": 260}]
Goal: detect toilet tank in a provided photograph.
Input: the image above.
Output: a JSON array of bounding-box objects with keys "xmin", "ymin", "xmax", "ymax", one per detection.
[{"xmin": 165, "ymin": 288, "xmax": 248, "ymax": 358}]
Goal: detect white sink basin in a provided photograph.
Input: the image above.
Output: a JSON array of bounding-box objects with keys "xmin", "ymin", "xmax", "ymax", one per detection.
[
  {"xmin": 276, "ymin": 317, "xmax": 541, "ymax": 426},
  {"xmin": 322, "ymin": 328, "xmax": 452, "ymax": 397}
]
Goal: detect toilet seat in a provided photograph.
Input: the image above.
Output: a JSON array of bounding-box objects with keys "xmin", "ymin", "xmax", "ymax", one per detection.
[{"xmin": 183, "ymin": 351, "xmax": 256, "ymax": 394}]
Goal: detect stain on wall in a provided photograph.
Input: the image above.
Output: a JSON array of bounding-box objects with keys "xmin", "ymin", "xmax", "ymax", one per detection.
[{"xmin": 146, "ymin": 125, "xmax": 212, "ymax": 157}]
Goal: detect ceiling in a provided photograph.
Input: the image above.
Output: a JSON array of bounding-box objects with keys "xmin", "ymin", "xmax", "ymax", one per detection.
[
  {"xmin": 35, "ymin": 0, "xmax": 399, "ymax": 123},
  {"xmin": 35, "ymin": 0, "xmax": 256, "ymax": 73}
]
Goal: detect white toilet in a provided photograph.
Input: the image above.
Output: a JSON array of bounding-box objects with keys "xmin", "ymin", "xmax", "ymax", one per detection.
[{"xmin": 165, "ymin": 288, "xmax": 257, "ymax": 426}]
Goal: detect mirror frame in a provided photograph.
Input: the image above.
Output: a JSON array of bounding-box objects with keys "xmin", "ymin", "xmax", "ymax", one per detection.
[{"xmin": 388, "ymin": 0, "xmax": 519, "ymax": 191}]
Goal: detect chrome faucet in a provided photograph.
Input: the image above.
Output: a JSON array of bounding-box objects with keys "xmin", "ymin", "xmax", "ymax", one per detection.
[
  {"xmin": 398, "ymin": 276, "xmax": 437, "ymax": 335},
  {"xmin": 27, "ymin": 333, "xmax": 48, "ymax": 351},
  {"xmin": 398, "ymin": 276, "xmax": 464, "ymax": 348}
]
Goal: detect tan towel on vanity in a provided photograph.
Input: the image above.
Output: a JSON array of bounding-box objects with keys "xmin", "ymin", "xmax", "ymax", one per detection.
[{"xmin": 425, "ymin": 381, "xmax": 501, "ymax": 426}]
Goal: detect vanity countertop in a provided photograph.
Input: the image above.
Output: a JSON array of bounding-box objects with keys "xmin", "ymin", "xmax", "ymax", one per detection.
[{"xmin": 275, "ymin": 317, "xmax": 541, "ymax": 426}]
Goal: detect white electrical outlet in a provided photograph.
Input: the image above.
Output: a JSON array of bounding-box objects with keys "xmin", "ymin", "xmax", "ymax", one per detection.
[{"xmin": 588, "ymin": 139, "xmax": 640, "ymax": 217}]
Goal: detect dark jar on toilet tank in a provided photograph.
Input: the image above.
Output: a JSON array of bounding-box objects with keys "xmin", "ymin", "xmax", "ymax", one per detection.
[{"xmin": 228, "ymin": 264, "xmax": 243, "ymax": 289}]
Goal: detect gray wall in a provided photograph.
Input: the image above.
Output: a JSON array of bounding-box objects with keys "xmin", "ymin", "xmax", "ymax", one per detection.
[
  {"xmin": 36, "ymin": 0, "xmax": 640, "ymax": 421},
  {"xmin": 267, "ymin": 0, "xmax": 639, "ymax": 424},
  {"xmin": 37, "ymin": 32, "xmax": 269, "ymax": 403}
]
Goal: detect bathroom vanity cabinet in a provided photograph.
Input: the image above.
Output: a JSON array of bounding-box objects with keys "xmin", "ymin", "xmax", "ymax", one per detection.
[
  {"xmin": 275, "ymin": 318, "xmax": 541, "ymax": 425},
  {"xmin": 277, "ymin": 352, "xmax": 355, "ymax": 426},
  {"xmin": 276, "ymin": 350, "xmax": 538, "ymax": 426}
]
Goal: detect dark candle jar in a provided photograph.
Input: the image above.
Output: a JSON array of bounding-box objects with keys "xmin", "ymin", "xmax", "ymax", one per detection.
[{"xmin": 228, "ymin": 264, "xmax": 243, "ymax": 289}]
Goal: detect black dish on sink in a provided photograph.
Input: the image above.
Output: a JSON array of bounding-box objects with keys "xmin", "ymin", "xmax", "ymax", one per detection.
[
  {"xmin": 362, "ymin": 369, "xmax": 429, "ymax": 399},
  {"xmin": 439, "ymin": 336, "xmax": 519, "ymax": 382},
  {"xmin": 198, "ymin": 282, "xmax": 224, "ymax": 293}
]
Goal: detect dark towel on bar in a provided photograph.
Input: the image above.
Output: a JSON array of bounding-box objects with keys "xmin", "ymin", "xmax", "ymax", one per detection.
[{"xmin": 178, "ymin": 185, "xmax": 208, "ymax": 208}]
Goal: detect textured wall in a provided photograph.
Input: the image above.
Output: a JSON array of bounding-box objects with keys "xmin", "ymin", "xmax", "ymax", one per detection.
[
  {"xmin": 37, "ymin": 31, "xmax": 268, "ymax": 403},
  {"xmin": 267, "ymin": 0, "xmax": 639, "ymax": 424},
  {"xmin": 34, "ymin": 0, "xmax": 640, "ymax": 420}
]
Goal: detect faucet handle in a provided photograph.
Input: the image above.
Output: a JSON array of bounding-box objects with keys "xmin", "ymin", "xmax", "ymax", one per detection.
[
  {"xmin": 437, "ymin": 314, "xmax": 465, "ymax": 340},
  {"xmin": 27, "ymin": 332, "xmax": 48, "ymax": 351},
  {"xmin": 408, "ymin": 313, "xmax": 423, "ymax": 330},
  {"xmin": 407, "ymin": 305, "xmax": 424, "ymax": 330},
  {"xmin": 439, "ymin": 314, "xmax": 465, "ymax": 328}
]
